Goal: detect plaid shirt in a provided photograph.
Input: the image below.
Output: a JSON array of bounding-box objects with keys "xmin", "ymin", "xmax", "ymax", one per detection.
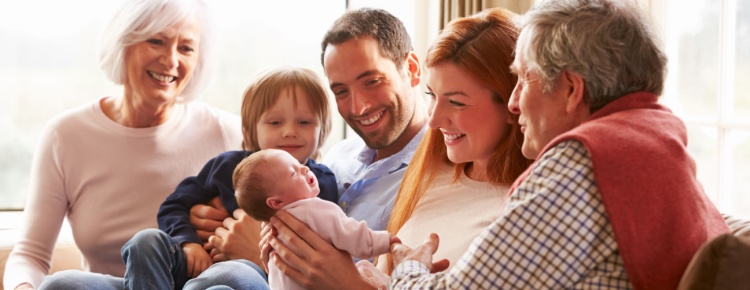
[{"xmin": 391, "ymin": 140, "xmax": 633, "ymax": 289}]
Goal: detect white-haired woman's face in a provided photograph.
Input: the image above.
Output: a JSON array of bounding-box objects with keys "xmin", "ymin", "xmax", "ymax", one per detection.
[{"xmin": 123, "ymin": 17, "xmax": 201, "ymax": 105}]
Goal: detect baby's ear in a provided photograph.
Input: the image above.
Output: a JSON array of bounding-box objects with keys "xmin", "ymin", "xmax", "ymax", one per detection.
[{"xmin": 266, "ymin": 197, "xmax": 285, "ymax": 210}]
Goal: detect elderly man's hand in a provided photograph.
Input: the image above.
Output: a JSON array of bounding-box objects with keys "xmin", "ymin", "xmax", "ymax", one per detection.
[
  {"xmin": 390, "ymin": 233, "xmax": 450, "ymax": 273},
  {"xmin": 356, "ymin": 260, "xmax": 390, "ymax": 290}
]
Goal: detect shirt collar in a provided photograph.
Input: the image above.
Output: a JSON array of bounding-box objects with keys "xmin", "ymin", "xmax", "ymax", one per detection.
[{"xmin": 355, "ymin": 124, "xmax": 428, "ymax": 172}]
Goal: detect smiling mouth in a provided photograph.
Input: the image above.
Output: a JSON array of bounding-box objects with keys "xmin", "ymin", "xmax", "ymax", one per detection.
[
  {"xmin": 148, "ymin": 71, "xmax": 176, "ymax": 83},
  {"xmin": 358, "ymin": 111, "xmax": 384, "ymax": 126},
  {"xmin": 443, "ymin": 133, "xmax": 466, "ymax": 140}
]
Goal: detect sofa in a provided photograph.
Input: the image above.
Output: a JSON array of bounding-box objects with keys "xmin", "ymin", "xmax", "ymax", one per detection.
[{"xmin": 1, "ymin": 216, "xmax": 749, "ymax": 290}]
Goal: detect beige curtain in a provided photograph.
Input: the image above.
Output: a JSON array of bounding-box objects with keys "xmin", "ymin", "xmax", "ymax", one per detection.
[{"xmin": 440, "ymin": 0, "xmax": 535, "ymax": 29}]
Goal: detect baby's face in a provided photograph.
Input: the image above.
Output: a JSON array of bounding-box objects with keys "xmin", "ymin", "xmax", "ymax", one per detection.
[{"xmin": 266, "ymin": 149, "xmax": 320, "ymax": 204}]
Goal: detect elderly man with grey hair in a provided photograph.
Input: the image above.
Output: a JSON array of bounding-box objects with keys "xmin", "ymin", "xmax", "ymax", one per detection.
[{"xmin": 388, "ymin": 0, "xmax": 728, "ymax": 289}]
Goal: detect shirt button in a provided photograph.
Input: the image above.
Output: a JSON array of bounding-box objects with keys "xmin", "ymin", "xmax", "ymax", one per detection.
[{"xmin": 340, "ymin": 201, "xmax": 347, "ymax": 208}]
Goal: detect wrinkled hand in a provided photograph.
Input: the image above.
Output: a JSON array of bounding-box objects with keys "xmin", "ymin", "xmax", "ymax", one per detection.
[
  {"xmin": 208, "ymin": 209, "xmax": 262, "ymax": 265},
  {"xmin": 356, "ymin": 260, "xmax": 390, "ymax": 290},
  {"xmin": 190, "ymin": 196, "xmax": 229, "ymax": 243},
  {"xmin": 183, "ymin": 243, "xmax": 213, "ymax": 278},
  {"xmin": 390, "ymin": 233, "xmax": 449, "ymax": 273},
  {"xmin": 268, "ymin": 210, "xmax": 374, "ymax": 290}
]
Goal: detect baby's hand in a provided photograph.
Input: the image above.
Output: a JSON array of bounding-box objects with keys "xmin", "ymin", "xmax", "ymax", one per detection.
[
  {"xmin": 389, "ymin": 234, "xmax": 401, "ymax": 245},
  {"xmin": 183, "ymin": 242, "xmax": 213, "ymax": 278}
]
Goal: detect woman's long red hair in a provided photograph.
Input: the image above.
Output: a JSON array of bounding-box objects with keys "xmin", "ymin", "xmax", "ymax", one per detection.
[{"xmin": 384, "ymin": 8, "xmax": 533, "ymax": 273}]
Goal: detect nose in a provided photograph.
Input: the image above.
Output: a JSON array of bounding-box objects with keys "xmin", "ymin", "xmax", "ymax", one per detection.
[
  {"xmin": 283, "ymin": 122, "xmax": 297, "ymax": 138},
  {"xmin": 350, "ymin": 89, "xmax": 371, "ymax": 116},
  {"xmin": 427, "ymin": 98, "xmax": 448, "ymax": 129},
  {"xmin": 159, "ymin": 45, "xmax": 178, "ymax": 69},
  {"xmin": 508, "ymin": 81, "xmax": 521, "ymax": 115}
]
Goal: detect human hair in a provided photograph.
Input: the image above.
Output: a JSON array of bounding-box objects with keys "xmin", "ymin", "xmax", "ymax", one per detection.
[
  {"xmin": 384, "ymin": 8, "xmax": 533, "ymax": 273},
  {"xmin": 98, "ymin": 0, "xmax": 216, "ymax": 102},
  {"xmin": 234, "ymin": 152, "xmax": 276, "ymax": 222},
  {"xmin": 321, "ymin": 8, "xmax": 413, "ymax": 70},
  {"xmin": 516, "ymin": 0, "xmax": 667, "ymax": 112},
  {"xmin": 240, "ymin": 66, "xmax": 332, "ymax": 160}
]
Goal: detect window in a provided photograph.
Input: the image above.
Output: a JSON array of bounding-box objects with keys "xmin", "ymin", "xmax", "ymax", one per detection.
[
  {"xmin": 650, "ymin": 0, "xmax": 750, "ymax": 216},
  {"xmin": 0, "ymin": 0, "xmax": 347, "ymax": 210}
]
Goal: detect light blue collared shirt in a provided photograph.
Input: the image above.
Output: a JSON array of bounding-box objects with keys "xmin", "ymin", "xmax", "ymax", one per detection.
[{"xmin": 322, "ymin": 126, "xmax": 427, "ymax": 231}]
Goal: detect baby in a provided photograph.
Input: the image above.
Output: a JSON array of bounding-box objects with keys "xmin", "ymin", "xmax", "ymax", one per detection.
[{"xmin": 234, "ymin": 148, "xmax": 399, "ymax": 290}]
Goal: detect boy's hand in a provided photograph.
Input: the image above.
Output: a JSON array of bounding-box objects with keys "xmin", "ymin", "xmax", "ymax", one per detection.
[
  {"xmin": 190, "ymin": 196, "xmax": 229, "ymax": 243},
  {"xmin": 183, "ymin": 243, "xmax": 213, "ymax": 278}
]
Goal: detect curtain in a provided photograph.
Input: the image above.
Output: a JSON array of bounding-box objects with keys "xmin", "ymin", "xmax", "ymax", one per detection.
[{"xmin": 440, "ymin": 0, "xmax": 535, "ymax": 29}]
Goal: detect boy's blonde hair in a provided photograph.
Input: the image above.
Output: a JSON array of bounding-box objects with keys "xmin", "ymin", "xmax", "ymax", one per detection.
[
  {"xmin": 240, "ymin": 67, "xmax": 332, "ymax": 160},
  {"xmin": 233, "ymin": 152, "xmax": 276, "ymax": 221}
]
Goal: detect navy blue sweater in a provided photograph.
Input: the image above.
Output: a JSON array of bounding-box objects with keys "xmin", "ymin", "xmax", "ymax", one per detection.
[{"xmin": 157, "ymin": 150, "xmax": 338, "ymax": 246}]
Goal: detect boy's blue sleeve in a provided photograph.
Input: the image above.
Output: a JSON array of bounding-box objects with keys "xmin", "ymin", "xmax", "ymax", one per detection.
[
  {"xmin": 157, "ymin": 150, "xmax": 250, "ymax": 246},
  {"xmin": 308, "ymin": 159, "xmax": 338, "ymax": 204}
]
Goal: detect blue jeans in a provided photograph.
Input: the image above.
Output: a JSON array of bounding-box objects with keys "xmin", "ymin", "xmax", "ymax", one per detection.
[
  {"xmin": 38, "ymin": 271, "xmax": 121, "ymax": 290},
  {"xmin": 38, "ymin": 229, "xmax": 268, "ymax": 290},
  {"xmin": 122, "ymin": 228, "xmax": 269, "ymax": 290},
  {"xmin": 184, "ymin": 260, "xmax": 268, "ymax": 290},
  {"xmin": 121, "ymin": 228, "xmax": 190, "ymax": 289}
]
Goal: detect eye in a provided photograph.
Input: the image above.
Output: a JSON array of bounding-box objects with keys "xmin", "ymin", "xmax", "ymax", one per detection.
[
  {"xmin": 449, "ymin": 99, "xmax": 466, "ymax": 107},
  {"xmin": 424, "ymin": 91, "xmax": 435, "ymax": 99},
  {"xmin": 333, "ymin": 88, "xmax": 349, "ymax": 99},
  {"xmin": 268, "ymin": 120, "xmax": 281, "ymax": 126},
  {"xmin": 298, "ymin": 120, "xmax": 314, "ymax": 126},
  {"xmin": 365, "ymin": 78, "xmax": 381, "ymax": 87},
  {"xmin": 147, "ymin": 38, "xmax": 163, "ymax": 45},
  {"xmin": 180, "ymin": 45, "xmax": 195, "ymax": 53}
]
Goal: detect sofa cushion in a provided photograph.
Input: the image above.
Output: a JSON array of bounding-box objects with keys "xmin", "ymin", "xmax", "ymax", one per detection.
[{"xmin": 677, "ymin": 233, "xmax": 750, "ymax": 290}]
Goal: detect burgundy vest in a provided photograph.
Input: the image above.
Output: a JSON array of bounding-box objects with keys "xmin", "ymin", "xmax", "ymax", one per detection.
[{"xmin": 509, "ymin": 92, "xmax": 728, "ymax": 290}]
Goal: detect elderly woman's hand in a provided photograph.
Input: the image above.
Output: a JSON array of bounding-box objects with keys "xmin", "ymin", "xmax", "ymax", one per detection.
[
  {"xmin": 269, "ymin": 210, "xmax": 375, "ymax": 290},
  {"xmin": 208, "ymin": 209, "xmax": 262, "ymax": 265}
]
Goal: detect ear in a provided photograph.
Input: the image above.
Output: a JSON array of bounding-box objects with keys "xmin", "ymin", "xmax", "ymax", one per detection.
[
  {"xmin": 404, "ymin": 51, "xmax": 421, "ymax": 87},
  {"xmin": 562, "ymin": 70, "xmax": 586, "ymax": 114},
  {"xmin": 266, "ymin": 197, "xmax": 285, "ymax": 210}
]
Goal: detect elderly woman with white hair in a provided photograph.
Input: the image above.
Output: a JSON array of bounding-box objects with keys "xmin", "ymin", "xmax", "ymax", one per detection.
[{"xmin": 2, "ymin": 0, "xmax": 254, "ymax": 289}]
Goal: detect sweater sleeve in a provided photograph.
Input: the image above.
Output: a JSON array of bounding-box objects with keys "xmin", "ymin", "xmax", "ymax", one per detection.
[
  {"xmin": 292, "ymin": 199, "xmax": 391, "ymax": 260},
  {"xmin": 307, "ymin": 160, "xmax": 338, "ymax": 204},
  {"xmin": 157, "ymin": 151, "xmax": 248, "ymax": 246},
  {"xmin": 4, "ymin": 124, "xmax": 68, "ymax": 290}
]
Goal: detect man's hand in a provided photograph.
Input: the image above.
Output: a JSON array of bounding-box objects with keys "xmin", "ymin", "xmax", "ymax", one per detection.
[
  {"xmin": 190, "ymin": 196, "xmax": 229, "ymax": 243},
  {"xmin": 208, "ymin": 209, "xmax": 262, "ymax": 265},
  {"xmin": 390, "ymin": 233, "xmax": 449, "ymax": 273},
  {"xmin": 182, "ymin": 243, "xmax": 213, "ymax": 278},
  {"xmin": 268, "ymin": 210, "xmax": 375, "ymax": 290}
]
